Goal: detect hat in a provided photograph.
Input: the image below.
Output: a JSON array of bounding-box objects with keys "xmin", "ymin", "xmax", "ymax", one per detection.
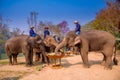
[
  {"xmin": 74, "ymin": 20, "xmax": 78, "ymax": 24},
  {"xmin": 45, "ymin": 27, "xmax": 49, "ymax": 29},
  {"xmin": 30, "ymin": 26, "xmax": 34, "ymax": 28}
]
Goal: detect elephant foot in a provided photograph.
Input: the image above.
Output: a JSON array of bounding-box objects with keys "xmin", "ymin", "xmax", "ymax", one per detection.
[
  {"xmin": 25, "ymin": 63, "xmax": 33, "ymax": 67},
  {"xmin": 104, "ymin": 66, "xmax": 112, "ymax": 70},
  {"xmin": 83, "ymin": 64, "xmax": 90, "ymax": 68},
  {"xmin": 13, "ymin": 63, "xmax": 18, "ymax": 65},
  {"xmin": 26, "ymin": 64, "xmax": 32, "ymax": 67},
  {"xmin": 9, "ymin": 63, "xmax": 13, "ymax": 65},
  {"xmin": 35, "ymin": 59, "xmax": 39, "ymax": 62},
  {"xmin": 30, "ymin": 63, "xmax": 34, "ymax": 66},
  {"xmin": 13, "ymin": 62, "xmax": 18, "ymax": 65},
  {"xmin": 101, "ymin": 61, "xmax": 106, "ymax": 66}
]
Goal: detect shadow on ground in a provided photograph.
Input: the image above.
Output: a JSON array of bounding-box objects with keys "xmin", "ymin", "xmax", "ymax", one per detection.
[{"xmin": 1, "ymin": 77, "xmax": 19, "ymax": 80}]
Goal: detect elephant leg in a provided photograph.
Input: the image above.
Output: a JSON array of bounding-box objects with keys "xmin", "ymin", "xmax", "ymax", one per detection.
[
  {"xmin": 22, "ymin": 46, "xmax": 30, "ymax": 66},
  {"xmin": 101, "ymin": 53, "xmax": 106, "ymax": 66},
  {"xmin": 24, "ymin": 54, "xmax": 29, "ymax": 66},
  {"xmin": 81, "ymin": 52, "xmax": 89, "ymax": 68},
  {"xmin": 103, "ymin": 48, "xmax": 113, "ymax": 70},
  {"xmin": 8, "ymin": 55, "xmax": 13, "ymax": 65},
  {"xmin": 35, "ymin": 52, "xmax": 40, "ymax": 62},
  {"xmin": 24, "ymin": 51, "xmax": 31, "ymax": 66},
  {"xmin": 29, "ymin": 52, "xmax": 33, "ymax": 65},
  {"xmin": 38, "ymin": 53, "xmax": 40, "ymax": 61},
  {"xmin": 105, "ymin": 56, "xmax": 112, "ymax": 70},
  {"xmin": 35, "ymin": 53, "xmax": 38, "ymax": 62},
  {"xmin": 73, "ymin": 46, "xmax": 79, "ymax": 55},
  {"xmin": 42, "ymin": 52, "xmax": 49, "ymax": 64},
  {"xmin": 13, "ymin": 54, "xmax": 18, "ymax": 65}
]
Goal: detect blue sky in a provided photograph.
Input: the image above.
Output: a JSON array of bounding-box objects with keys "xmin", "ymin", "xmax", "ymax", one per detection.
[{"xmin": 0, "ymin": 0, "xmax": 106, "ymax": 34}]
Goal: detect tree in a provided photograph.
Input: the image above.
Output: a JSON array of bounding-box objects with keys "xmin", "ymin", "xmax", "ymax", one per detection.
[
  {"xmin": 10, "ymin": 28, "xmax": 21, "ymax": 37},
  {"xmin": 27, "ymin": 11, "xmax": 38, "ymax": 32},
  {"xmin": 0, "ymin": 16, "xmax": 11, "ymax": 59},
  {"xmin": 38, "ymin": 21, "xmax": 61, "ymax": 37},
  {"xmin": 58, "ymin": 21, "xmax": 70, "ymax": 36},
  {"xmin": 91, "ymin": 0, "xmax": 120, "ymax": 35}
]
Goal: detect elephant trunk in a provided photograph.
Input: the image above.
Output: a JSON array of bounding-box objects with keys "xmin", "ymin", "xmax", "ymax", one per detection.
[
  {"xmin": 55, "ymin": 38, "xmax": 67, "ymax": 54},
  {"xmin": 52, "ymin": 42, "xmax": 59, "ymax": 47}
]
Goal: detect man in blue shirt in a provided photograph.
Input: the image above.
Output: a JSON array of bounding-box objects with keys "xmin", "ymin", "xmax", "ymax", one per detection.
[
  {"xmin": 44, "ymin": 27, "xmax": 50, "ymax": 39},
  {"xmin": 74, "ymin": 20, "xmax": 81, "ymax": 35},
  {"xmin": 29, "ymin": 26, "xmax": 37, "ymax": 37}
]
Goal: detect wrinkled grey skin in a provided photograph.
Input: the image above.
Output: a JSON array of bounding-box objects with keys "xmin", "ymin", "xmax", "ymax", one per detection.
[
  {"xmin": 74, "ymin": 30, "xmax": 118, "ymax": 69},
  {"xmin": 55, "ymin": 31, "xmax": 77, "ymax": 54},
  {"xmin": 5, "ymin": 35, "xmax": 41, "ymax": 66},
  {"xmin": 33, "ymin": 42, "xmax": 47, "ymax": 63},
  {"xmin": 44, "ymin": 35, "xmax": 59, "ymax": 50},
  {"xmin": 34, "ymin": 35, "xmax": 59, "ymax": 64}
]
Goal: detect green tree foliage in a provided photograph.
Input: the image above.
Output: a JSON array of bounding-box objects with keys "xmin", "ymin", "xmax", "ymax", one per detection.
[
  {"xmin": 0, "ymin": 16, "xmax": 10, "ymax": 58},
  {"xmin": 38, "ymin": 21, "xmax": 69, "ymax": 38},
  {"xmin": 0, "ymin": 16, "xmax": 21, "ymax": 59},
  {"xmin": 81, "ymin": 21, "xmax": 94, "ymax": 31},
  {"xmin": 91, "ymin": 0, "xmax": 120, "ymax": 35},
  {"xmin": 27, "ymin": 12, "xmax": 69, "ymax": 38},
  {"xmin": 10, "ymin": 28, "xmax": 21, "ymax": 37}
]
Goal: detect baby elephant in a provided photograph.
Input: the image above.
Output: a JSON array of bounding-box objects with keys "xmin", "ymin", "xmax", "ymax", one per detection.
[{"xmin": 74, "ymin": 30, "xmax": 118, "ymax": 69}]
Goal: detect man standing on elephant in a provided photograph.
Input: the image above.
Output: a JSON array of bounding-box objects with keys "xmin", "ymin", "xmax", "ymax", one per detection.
[
  {"xmin": 29, "ymin": 26, "xmax": 37, "ymax": 37},
  {"xmin": 44, "ymin": 27, "xmax": 50, "ymax": 39},
  {"xmin": 74, "ymin": 20, "xmax": 81, "ymax": 35}
]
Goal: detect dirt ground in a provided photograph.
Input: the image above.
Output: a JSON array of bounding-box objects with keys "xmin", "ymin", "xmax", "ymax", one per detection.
[{"xmin": 0, "ymin": 51, "xmax": 120, "ymax": 80}]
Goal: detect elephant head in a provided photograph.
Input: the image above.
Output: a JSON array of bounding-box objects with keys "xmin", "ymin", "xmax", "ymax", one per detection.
[
  {"xmin": 55, "ymin": 31, "xmax": 77, "ymax": 54},
  {"xmin": 28, "ymin": 35, "xmax": 42, "ymax": 48},
  {"xmin": 44, "ymin": 35, "xmax": 58, "ymax": 47}
]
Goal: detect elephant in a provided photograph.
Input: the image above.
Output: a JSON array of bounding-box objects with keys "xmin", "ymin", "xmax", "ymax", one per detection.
[
  {"xmin": 44, "ymin": 35, "xmax": 59, "ymax": 48},
  {"xmin": 5, "ymin": 35, "xmax": 42, "ymax": 66},
  {"xmin": 33, "ymin": 42, "xmax": 48, "ymax": 63},
  {"xmin": 74, "ymin": 30, "xmax": 118, "ymax": 69},
  {"xmin": 55, "ymin": 31, "xmax": 78, "ymax": 54},
  {"xmin": 33, "ymin": 35, "xmax": 59, "ymax": 64}
]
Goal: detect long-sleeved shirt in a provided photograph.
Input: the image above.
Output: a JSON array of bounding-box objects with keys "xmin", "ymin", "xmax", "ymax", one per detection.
[
  {"xmin": 75, "ymin": 24, "xmax": 81, "ymax": 32},
  {"xmin": 44, "ymin": 30, "xmax": 50, "ymax": 38},
  {"xmin": 29, "ymin": 29, "xmax": 36, "ymax": 36}
]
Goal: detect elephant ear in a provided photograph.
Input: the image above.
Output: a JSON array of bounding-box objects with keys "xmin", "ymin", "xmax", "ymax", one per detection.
[{"xmin": 74, "ymin": 36, "xmax": 81, "ymax": 46}]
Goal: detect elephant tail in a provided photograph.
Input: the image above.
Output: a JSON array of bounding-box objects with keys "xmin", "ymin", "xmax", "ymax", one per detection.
[
  {"xmin": 5, "ymin": 43, "xmax": 10, "ymax": 56},
  {"xmin": 113, "ymin": 44, "xmax": 118, "ymax": 65}
]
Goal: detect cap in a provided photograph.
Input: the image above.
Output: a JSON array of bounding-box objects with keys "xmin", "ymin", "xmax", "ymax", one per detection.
[
  {"xmin": 74, "ymin": 20, "xmax": 78, "ymax": 24},
  {"xmin": 30, "ymin": 26, "xmax": 34, "ymax": 28},
  {"xmin": 45, "ymin": 27, "xmax": 49, "ymax": 29}
]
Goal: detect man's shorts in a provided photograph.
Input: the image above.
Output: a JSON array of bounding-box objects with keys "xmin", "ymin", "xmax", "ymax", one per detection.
[
  {"xmin": 76, "ymin": 31, "xmax": 80, "ymax": 35},
  {"xmin": 32, "ymin": 33, "xmax": 37, "ymax": 37}
]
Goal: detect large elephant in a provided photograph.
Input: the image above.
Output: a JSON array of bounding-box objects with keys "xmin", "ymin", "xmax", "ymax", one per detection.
[
  {"xmin": 5, "ymin": 35, "xmax": 42, "ymax": 66},
  {"xmin": 74, "ymin": 30, "xmax": 118, "ymax": 69},
  {"xmin": 55, "ymin": 31, "xmax": 77, "ymax": 54}
]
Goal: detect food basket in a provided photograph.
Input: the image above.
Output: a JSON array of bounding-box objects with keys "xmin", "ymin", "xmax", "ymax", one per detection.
[
  {"xmin": 47, "ymin": 53, "xmax": 65, "ymax": 68},
  {"xmin": 47, "ymin": 53, "xmax": 64, "ymax": 59}
]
